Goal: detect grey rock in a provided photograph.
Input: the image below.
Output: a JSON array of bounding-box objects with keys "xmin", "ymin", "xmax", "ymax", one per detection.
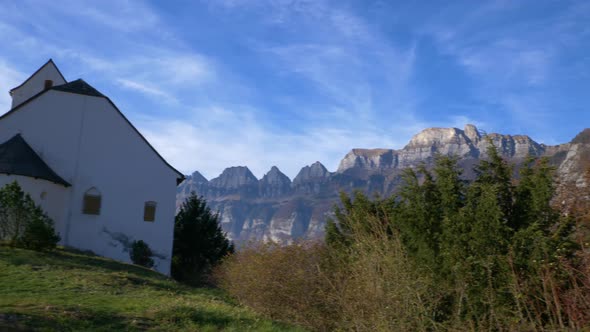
[{"xmin": 259, "ymin": 166, "xmax": 292, "ymax": 198}]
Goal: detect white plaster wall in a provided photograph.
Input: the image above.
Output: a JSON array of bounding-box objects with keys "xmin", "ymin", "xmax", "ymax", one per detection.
[
  {"xmin": 0, "ymin": 90, "xmax": 180, "ymax": 275},
  {"xmin": 66, "ymin": 96, "xmax": 179, "ymax": 274},
  {"xmin": 11, "ymin": 63, "xmax": 66, "ymax": 109},
  {"xmin": 0, "ymin": 175, "xmax": 70, "ymax": 238},
  {"xmin": 0, "ymin": 91, "xmax": 85, "ymax": 183}
]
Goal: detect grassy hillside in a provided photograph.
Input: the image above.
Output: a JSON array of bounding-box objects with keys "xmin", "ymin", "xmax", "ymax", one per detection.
[{"xmin": 0, "ymin": 246, "xmax": 304, "ymax": 332}]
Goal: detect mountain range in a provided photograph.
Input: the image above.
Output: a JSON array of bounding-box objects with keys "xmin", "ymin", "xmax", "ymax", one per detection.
[{"xmin": 177, "ymin": 124, "xmax": 590, "ymax": 245}]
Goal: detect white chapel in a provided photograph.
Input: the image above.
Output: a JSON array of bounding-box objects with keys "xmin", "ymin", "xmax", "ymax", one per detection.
[{"xmin": 0, "ymin": 59, "xmax": 185, "ymax": 274}]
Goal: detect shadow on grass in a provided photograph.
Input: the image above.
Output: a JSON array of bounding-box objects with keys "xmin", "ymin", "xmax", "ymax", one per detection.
[
  {"xmin": 1, "ymin": 306, "xmax": 297, "ymax": 332},
  {"xmin": 1, "ymin": 245, "xmax": 164, "ymax": 277},
  {"xmin": 154, "ymin": 305, "xmax": 292, "ymax": 330},
  {"xmin": 0, "ymin": 306, "xmax": 153, "ymax": 332},
  {"xmin": 1, "ymin": 246, "xmax": 231, "ymax": 301},
  {"xmin": 1, "ymin": 245, "xmax": 152, "ymax": 276},
  {"xmin": 0, "ymin": 245, "xmax": 186, "ymax": 294},
  {"xmin": 156, "ymin": 305, "xmax": 236, "ymax": 326}
]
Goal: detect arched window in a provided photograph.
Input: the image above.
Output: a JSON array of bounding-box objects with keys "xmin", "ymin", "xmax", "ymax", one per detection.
[
  {"xmin": 82, "ymin": 187, "xmax": 101, "ymax": 215},
  {"xmin": 144, "ymin": 201, "xmax": 157, "ymax": 222}
]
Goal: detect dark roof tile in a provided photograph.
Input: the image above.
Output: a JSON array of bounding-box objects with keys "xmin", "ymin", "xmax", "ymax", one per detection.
[
  {"xmin": 52, "ymin": 79, "xmax": 105, "ymax": 97},
  {"xmin": 0, "ymin": 134, "xmax": 70, "ymax": 187}
]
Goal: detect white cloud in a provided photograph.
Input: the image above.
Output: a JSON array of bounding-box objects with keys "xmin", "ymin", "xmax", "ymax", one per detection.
[{"xmin": 116, "ymin": 78, "xmax": 178, "ymax": 104}]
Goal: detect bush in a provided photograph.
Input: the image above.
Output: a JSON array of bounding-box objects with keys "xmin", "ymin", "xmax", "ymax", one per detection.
[
  {"xmin": 130, "ymin": 240, "xmax": 154, "ymax": 268},
  {"xmin": 215, "ymin": 241, "xmax": 336, "ymax": 331},
  {"xmin": 18, "ymin": 210, "xmax": 61, "ymax": 251},
  {"xmin": 216, "ymin": 235, "xmax": 438, "ymax": 331},
  {"xmin": 0, "ymin": 181, "xmax": 60, "ymax": 251},
  {"xmin": 172, "ymin": 193, "xmax": 234, "ymax": 285}
]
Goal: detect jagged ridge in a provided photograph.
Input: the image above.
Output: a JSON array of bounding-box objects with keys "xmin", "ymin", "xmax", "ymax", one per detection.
[{"xmin": 177, "ymin": 124, "xmax": 590, "ymax": 245}]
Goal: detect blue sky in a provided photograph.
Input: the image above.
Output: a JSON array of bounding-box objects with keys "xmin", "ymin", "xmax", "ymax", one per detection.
[{"xmin": 1, "ymin": 0, "xmax": 589, "ymax": 179}]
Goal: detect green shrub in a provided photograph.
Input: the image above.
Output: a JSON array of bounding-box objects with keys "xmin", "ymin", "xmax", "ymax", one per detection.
[
  {"xmin": 18, "ymin": 210, "xmax": 61, "ymax": 251},
  {"xmin": 130, "ymin": 240, "xmax": 155, "ymax": 268},
  {"xmin": 0, "ymin": 181, "xmax": 60, "ymax": 251}
]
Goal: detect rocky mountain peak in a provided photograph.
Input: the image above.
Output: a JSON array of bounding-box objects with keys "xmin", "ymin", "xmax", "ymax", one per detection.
[
  {"xmin": 260, "ymin": 166, "xmax": 291, "ymax": 185},
  {"xmin": 337, "ymin": 148, "xmax": 397, "ymax": 173},
  {"xmin": 399, "ymin": 126, "xmax": 476, "ymax": 166},
  {"xmin": 406, "ymin": 127, "xmax": 470, "ymax": 148},
  {"xmin": 293, "ymin": 162, "xmax": 330, "ymax": 184},
  {"xmin": 464, "ymin": 124, "xmax": 481, "ymax": 143},
  {"xmin": 209, "ymin": 166, "xmax": 258, "ymax": 189},
  {"xmin": 572, "ymin": 128, "xmax": 590, "ymax": 145},
  {"xmin": 259, "ymin": 166, "xmax": 292, "ymax": 198},
  {"xmin": 190, "ymin": 171, "xmax": 208, "ymax": 184}
]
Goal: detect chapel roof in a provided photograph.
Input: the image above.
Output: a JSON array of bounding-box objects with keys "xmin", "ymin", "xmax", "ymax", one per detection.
[
  {"xmin": 52, "ymin": 79, "xmax": 105, "ymax": 97},
  {"xmin": 1, "ymin": 60, "xmax": 186, "ymax": 185},
  {"xmin": 0, "ymin": 134, "xmax": 71, "ymax": 187}
]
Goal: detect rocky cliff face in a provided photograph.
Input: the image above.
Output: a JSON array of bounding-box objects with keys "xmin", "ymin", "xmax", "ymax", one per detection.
[
  {"xmin": 554, "ymin": 129, "xmax": 590, "ymax": 208},
  {"xmin": 177, "ymin": 125, "xmax": 590, "ymax": 245}
]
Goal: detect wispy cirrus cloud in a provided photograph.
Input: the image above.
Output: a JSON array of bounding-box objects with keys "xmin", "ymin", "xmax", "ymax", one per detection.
[
  {"xmin": 76, "ymin": 53, "xmax": 216, "ymax": 102},
  {"xmin": 115, "ymin": 79, "xmax": 179, "ymax": 104}
]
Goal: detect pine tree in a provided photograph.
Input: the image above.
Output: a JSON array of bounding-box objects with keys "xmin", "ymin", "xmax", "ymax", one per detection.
[
  {"xmin": 396, "ymin": 165, "xmax": 442, "ymax": 270},
  {"xmin": 172, "ymin": 193, "xmax": 234, "ymax": 285},
  {"xmin": 434, "ymin": 156, "xmax": 468, "ymax": 280},
  {"xmin": 326, "ymin": 190, "xmax": 386, "ymax": 250},
  {"xmin": 474, "ymin": 138, "xmax": 514, "ymax": 227}
]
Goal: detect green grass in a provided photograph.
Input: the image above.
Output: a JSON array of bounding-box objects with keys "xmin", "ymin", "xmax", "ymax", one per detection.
[{"xmin": 0, "ymin": 246, "xmax": 305, "ymax": 332}]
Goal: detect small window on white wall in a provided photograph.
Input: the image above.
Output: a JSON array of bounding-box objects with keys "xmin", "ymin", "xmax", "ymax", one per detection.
[
  {"xmin": 144, "ymin": 201, "xmax": 156, "ymax": 222},
  {"xmin": 44, "ymin": 80, "xmax": 53, "ymax": 89},
  {"xmin": 82, "ymin": 187, "xmax": 101, "ymax": 215}
]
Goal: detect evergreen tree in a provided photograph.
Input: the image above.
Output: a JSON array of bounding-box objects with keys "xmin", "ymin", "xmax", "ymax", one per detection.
[
  {"xmin": 435, "ymin": 156, "xmax": 469, "ymax": 281},
  {"xmin": 461, "ymin": 142, "xmax": 516, "ymax": 319},
  {"xmin": 396, "ymin": 165, "xmax": 442, "ymax": 270},
  {"xmin": 512, "ymin": 157, "xmax": 576, "ymax": 272},
  {"xmin": 172, "ymin": 193, "xmax": 234, "ymax": 285},
  {"xmin": 326, "ymin": 190, "xmax": 386, "ymax": 250},
  {"xmin": 433, "ymin": 155, "xmax": 465, "ymax": 219},
  {"xmin": 475, "ymin": 139, "xmax": 514, "ymax": 228}
]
